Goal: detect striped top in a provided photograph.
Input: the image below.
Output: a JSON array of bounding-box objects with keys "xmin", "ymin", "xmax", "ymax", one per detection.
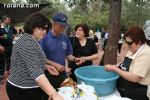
[{"xmin": 7, "ymin": 33, "xmax": 46, "ymax": 88}]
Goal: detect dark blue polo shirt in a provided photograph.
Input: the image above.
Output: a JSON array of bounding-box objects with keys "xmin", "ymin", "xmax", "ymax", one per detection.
[{"xmin": 39, "ymin": 31, "xmax": 73, "ymax": 66}]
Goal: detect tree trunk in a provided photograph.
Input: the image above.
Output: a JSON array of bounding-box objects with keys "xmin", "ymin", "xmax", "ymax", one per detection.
[{"xmin": 103, "ymin": 0, "xmax": 122, "ymax": 65}]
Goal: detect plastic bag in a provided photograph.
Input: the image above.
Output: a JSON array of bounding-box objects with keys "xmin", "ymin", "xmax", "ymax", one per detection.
[{"xmin": 58, "ymin": 82, "xmax": 98, "ymax": 100}]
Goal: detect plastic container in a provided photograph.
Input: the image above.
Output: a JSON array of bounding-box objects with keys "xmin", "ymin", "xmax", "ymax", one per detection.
[{"xmin": 74, "ymin": 66, "xmax": 119, "ymax": 96}]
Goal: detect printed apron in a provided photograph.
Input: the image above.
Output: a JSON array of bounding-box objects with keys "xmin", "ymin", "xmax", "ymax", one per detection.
[{"xmin": 117, "ymin": 57, "xmax": 149, "ymax": 100}]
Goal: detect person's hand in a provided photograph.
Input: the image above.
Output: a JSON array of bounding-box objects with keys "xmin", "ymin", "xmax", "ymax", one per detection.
[
  {"xmin": 75, "ymin": 57, "xmax": 86, "ymax": 65},
  {"xmin": 48, "ymin": 93, "xmax": 64, "ymax": 100},
  {"xmin": 0, "ymin": 45, "xmax": 5, "ymax": 54},
  {"xmin": 105, "ymin": 64, "xmax": 117, "ymax": 72},
  {"xmin": 53, "ymin": 63, "xmax": 65, "ymax": 72},
  {"xmin": 45, "ymin": 65, "xmax": 59, "ymax": 76},
  {"xmin": 75, "ymin": 57, "xmax": 83, "ymax": 65}
]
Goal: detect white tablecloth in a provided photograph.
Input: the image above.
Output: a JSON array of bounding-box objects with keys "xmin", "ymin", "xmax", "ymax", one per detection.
[{"xmin": 100, "ymin": 90, "xmax": 131, "ymax": 100}]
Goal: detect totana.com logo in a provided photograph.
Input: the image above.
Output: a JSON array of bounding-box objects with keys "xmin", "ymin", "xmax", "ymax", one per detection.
[{"xmin": 3, "ymin": 4, "xmax": 39, "ymax": 8}]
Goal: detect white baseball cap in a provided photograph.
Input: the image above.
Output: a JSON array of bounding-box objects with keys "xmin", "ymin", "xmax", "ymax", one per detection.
[{"xmin": 143, "ymin": 20, "xmax": 150, "ymax": 40}]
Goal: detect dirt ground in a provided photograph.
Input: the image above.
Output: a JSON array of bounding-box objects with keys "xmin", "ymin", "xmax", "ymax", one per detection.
[{"xmin": 0, "ymin": 43, "xmax": 128, "ymax": 100}]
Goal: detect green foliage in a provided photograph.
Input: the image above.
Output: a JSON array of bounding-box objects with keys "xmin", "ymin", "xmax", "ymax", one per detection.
[
  {"xmin": 122, "ymin": 0, "xmax": 150, "ymax": 28},
  {"xmin": 2, "ymin": 0, "xmax": 149, "ymax": 31},
  {"xmin": 27, "ymin": 0, "xmax": 53, "ymax": 4},
  {"xmin": 40, "ymin": 0, "xmax": 67, "ymax": 19},
  {"xmin": 68, "ymin": 12, "xmax": 84, "ymax": 31},
  {"xmin": 66, "ymin": 0, "xmax": 150, "ymax": 31},
  {"xmin": 0, "ymin": 0, "xmax": 13, "ymax": 3},
  {"xmin": 66, "ymin": 0, "xmax": 110, "ymax": 30}
]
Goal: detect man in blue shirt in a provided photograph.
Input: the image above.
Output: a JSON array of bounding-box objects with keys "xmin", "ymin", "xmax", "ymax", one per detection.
[{"xmin": 39, "ymin": 12, "xmax": 77, "ymax": 99}]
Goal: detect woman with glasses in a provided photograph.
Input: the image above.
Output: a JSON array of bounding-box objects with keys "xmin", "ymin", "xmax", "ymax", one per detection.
[
  {"xmin": 6, "ymin": 12, "xmax": 64, "ymax": 100},
  {"xmin": 105, "ymin": 26, "xmax": 150, "ymax": 100}
]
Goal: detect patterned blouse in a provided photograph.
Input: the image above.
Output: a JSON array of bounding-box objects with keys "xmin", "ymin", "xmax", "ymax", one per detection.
[{"xmin": 7, "ymin": 33, "xmax": 46, "ymax": 88}]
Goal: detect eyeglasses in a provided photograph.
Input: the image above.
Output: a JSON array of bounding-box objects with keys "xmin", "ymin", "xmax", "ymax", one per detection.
[
  {"xmin": 38, "ymin": 28, "xmax": 47, "ymax": 32},
  {"xmin": 125, "ymin": 40, "xmax": 134, "ymax": 46}
]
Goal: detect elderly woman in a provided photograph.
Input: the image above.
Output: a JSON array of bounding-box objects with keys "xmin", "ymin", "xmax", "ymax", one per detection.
[
  {"xmin": 6, "ymin": 12, "xmax": 64, "ymax": 100},
  {"xmin": 105, "ymin": 26, "xmax": 150, "ymax": 100}
]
